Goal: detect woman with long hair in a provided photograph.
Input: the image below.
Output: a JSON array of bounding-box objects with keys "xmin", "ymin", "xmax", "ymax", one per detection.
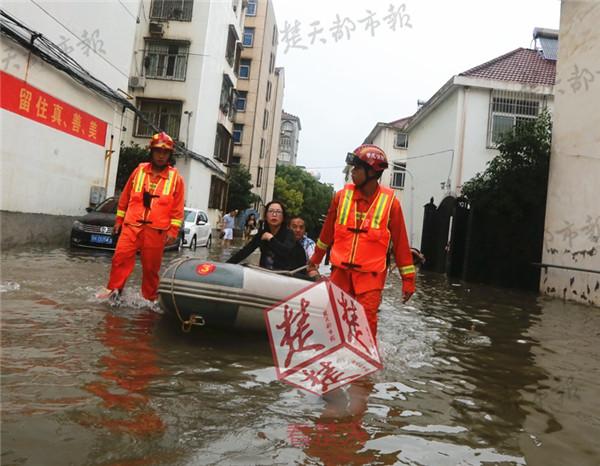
[{"xmin": 227, "ymin": 201, "xmax": 306, "ymax": 271}]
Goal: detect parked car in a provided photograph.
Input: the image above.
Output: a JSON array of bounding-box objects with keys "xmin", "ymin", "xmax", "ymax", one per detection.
[
  {"xmin": 70, "ymin": 197, "xmax": 182, "ymax": 251},
  {"xmin": 182, "ymin": 208, "xmax": 212, "ymax": 249}
]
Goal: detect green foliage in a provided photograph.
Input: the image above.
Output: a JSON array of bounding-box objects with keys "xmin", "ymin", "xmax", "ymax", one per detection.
[
  {"xmin": 274, "ymin": 165, "xmax": 335, "ymax": 236},
  {"xmin": 461, "ymin": 110, "xmax": 552, "ymax": 213},
  {"xmin": 115, "ymin": 143, "xmax": 148, "ymax": 191},
  {"xmin": 460, "ymin": 110, "xmax": 552, "ymax": 290},
  {"xmin": 227, "ymin": 164, "xmax": 259, "ymax": 212}
]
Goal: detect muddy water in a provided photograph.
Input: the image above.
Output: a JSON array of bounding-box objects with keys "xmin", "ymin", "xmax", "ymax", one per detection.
[{"xmin": 1, "ymin": 244, "xmax": 599, "ymax": 466}]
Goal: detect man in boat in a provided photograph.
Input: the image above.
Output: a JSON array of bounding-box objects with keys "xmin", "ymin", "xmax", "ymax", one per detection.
[
  {"xmin": 289, "ymin": 216, "xmax": 316, "ymax": 261},
  {"xmin": 307, "ymin": 144, "xmax": 416, "ymax": 338},
  {"xmin": 99, "ymin": 131, "xmax": 185, "ymax": 305}
]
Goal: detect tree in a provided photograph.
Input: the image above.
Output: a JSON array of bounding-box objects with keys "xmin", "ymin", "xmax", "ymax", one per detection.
[
  {"xmin": 274, "ymin": 165, "xmax": 335, "ymax": 237},
  {"xmin": 226, "ymin": 164, "xmax": 258, "ymax": 212},
  {"xmin": 460, "ymin": 110, "xmax": 552, "ymax": 290},
  {"xmin": 115, "ymin": 143, "xmax": 148, "ymax": 191}
]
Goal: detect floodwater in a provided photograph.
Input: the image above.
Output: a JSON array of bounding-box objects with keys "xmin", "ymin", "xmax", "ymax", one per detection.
[{"xmin": 1, "ymin": 244, "xmax": 599, "ymax": 466}]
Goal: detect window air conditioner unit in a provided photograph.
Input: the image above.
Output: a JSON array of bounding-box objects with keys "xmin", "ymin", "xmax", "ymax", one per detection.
[
  {"xmin": 149, "ymin": 21, "xmax": 164, "ymax": 36},
  {"xmin": 128, "ymin": 76, "xmax": 146, "ymax": 89}
]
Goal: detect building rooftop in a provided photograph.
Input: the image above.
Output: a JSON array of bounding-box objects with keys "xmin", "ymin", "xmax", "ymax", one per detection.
[{"xmin": 459, "ymin": 47, "xmax": 556, "ymax": 86}]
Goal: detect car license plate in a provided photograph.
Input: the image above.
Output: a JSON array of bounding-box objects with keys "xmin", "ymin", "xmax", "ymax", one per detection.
[{"xmin": 90, "ymin": 234, "xmax": 113, "ymax": 245}]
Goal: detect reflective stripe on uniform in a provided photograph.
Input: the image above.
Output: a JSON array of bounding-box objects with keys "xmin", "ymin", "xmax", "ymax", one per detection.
[
  {"xmin": 371, "ymin": 192, "xmax": 390, "ymax": 229},
  {"xmin": 134, "ymin": 168, "xmax": 146, "ymax": 193},
  {"xmin": 116, "ymin": 209, "xmax": 126, "ymax": 218},
  {"xmin": 163, "ymin": 169, "xmax": 175, "ymax": 195},
  {"xmin": 316, "ymin": 238, "xmax": 329, "ymax": 250},
  {"xmin": 399, "ymin": 264, "xmax": 416, "ymax": 276},
  {"xmin": 337, "ymin": 189, "xmax": 354, "ymax": 225},
  {"xmin": 171, "ymin": 219, "xmax": 182, "ymax": 227}
]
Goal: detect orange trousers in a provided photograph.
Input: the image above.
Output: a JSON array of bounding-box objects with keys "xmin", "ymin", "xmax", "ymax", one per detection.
[
  {"xmin": 107, "ymin": 224, "xmax": 167, "ymax": 300},
  {"xmin": 330, "ymin": 268, "xmax": 385, "ymax": 338}
]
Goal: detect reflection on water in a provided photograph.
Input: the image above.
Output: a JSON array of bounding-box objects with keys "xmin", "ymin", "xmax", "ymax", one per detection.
[{"xmin": 1, "ymin": 245, "xmax": 599, "ymax": 465}]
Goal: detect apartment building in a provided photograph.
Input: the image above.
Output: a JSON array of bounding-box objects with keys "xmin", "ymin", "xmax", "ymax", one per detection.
[
  {"xmin": 278, "ymin": 111, "xmax": 302, "ymax": 166},
  {"xmin": 122, "ymin": 0, "xmax": 246, "ymax": 225},
  {"xmin": 232, "ymin": 0, "xmax": 284, "ymax": 205}
]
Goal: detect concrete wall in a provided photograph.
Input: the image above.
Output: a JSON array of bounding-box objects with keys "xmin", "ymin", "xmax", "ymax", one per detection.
[
  {"xmin": 541, "ymin": 0, "xmax": 600, "ymax": 306},
  {"xmin": 0, "ymin": 211, "xmax": 75, "ymax": 250},
  {"xmin": 405, "ymin": 90, "xmax": 459, "ymax": 248},
  {"xmin": 265, "ymin": 68, "xmax": 285, "ymax": 202},
  {"xmin": 1, "ymin": 2, "xmax": 137, "ymax": 224}
]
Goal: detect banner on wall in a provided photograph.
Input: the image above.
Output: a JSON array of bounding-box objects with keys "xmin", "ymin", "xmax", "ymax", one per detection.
[{"xmin": 0, "ymin": 71, "xmax": 108, "ymax": 147}]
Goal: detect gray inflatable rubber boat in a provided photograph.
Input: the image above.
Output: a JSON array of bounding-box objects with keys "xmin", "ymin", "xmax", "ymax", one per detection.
[{"xmin": 158, "ymin": 258, "xmax": 310, "ymax": 332}]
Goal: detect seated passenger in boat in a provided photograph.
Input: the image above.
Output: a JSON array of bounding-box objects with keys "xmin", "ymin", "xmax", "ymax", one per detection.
[{"xmin": 227, "ymin": 201, "xmax": 307, "ymax": 272}]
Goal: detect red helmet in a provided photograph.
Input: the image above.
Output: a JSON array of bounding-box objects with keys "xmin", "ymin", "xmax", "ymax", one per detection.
[
  {"xmin": 346, "ymin": 144, "xmax": 388, "ymax": 172},
  {"xmin": 150, "ymin": 132, "xmax": 174, "ymax": 151}
]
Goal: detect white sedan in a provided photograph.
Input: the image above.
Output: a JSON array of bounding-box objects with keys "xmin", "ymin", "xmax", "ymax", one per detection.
[{"xmin": 182, "ymin": 208, "xmax": 212, "ymax": 249}]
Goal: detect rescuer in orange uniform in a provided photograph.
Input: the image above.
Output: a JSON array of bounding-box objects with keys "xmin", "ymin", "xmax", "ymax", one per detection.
[
  {"xmin": 307, "ymin": 144, "xmax": 416, "ymax": 338},
  {"xmin": 101, "ymin": 132, "xmax": 184, "ymax": 304}
]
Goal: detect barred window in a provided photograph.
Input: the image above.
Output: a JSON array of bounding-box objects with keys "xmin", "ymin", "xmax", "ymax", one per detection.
[
  {"xmin": 150, "ymin": 0, "xmax": 193, "ymax": 21},
  {"xmin": 208, "ymin": 176, "xmax": 227, "ymax": 210},
  {"xmin": 488, "ymin": 90, "xmax": 544, "ymax": 147},
  {"xmin": 136, "ymin": 99, "xmax": 182, "ymax": 138},
  {"xmin": 144, "ymin": 41, "xmax": 189, "ymax": 81},
  {"xmin": 246, "ymin": 0, "xmax": 257, "ymax": 16},
  {"xmin": 214, "ymin": 123, "xmax": 232, "ymax": 163}
]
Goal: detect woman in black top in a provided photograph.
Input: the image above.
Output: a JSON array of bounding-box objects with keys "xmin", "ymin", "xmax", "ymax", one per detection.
[{"xmin": 227, "ymin": 201, "xmax": 306, "ymax": 271}]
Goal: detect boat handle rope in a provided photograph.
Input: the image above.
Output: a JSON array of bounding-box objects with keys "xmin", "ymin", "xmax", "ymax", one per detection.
[
  {"xmin": 169, "ymin": 257, "xmax": 206, "ymax": 333},
  {"xmin": 243, "ymin": 264, "xmax": 308, "ymax": 276}
]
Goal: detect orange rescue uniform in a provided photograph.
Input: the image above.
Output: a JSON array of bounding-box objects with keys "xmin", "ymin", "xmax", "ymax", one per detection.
[
  {"xmin": 310, "ymin": 184, "xmax": 416, "ymax": 337},
  {"xmin": 107, "ymin": 162, "xmax": 184, "ymax": 300}
]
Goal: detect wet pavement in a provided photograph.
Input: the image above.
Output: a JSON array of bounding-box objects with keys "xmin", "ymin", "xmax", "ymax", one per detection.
[{"xmin": 1, "ymin": 243, "xmax": 599, "ymax": 466}]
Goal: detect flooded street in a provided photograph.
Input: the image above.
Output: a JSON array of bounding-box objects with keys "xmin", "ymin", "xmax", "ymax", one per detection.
[{"xmin": 1, "ymin": 244, "xmax": 599, "ymax": 466}]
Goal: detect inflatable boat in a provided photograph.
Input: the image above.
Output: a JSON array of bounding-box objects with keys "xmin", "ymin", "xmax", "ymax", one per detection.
[{"xmin": 158, "ymin": 258, "xmax": 311, "ymax": 332}]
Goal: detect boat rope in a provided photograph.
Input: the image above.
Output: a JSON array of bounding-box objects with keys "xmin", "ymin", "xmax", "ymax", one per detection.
[
  {"xmin": 243, "ymin": 264, "xmax": 308, "ymax": 276},
  {"xmin": 169, "ymin": 257, "xmax": 206, "ymax": 333}
]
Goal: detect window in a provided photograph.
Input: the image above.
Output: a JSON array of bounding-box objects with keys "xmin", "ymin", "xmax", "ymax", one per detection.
[
  {"xmin": 136, "ymin": 99, "xmax": 182, "ymax": 138},
  {"xmin": 256, "ymin": 167, "xmax": 263, "ymax": 187},
  {"xmin": 243, "ymin": 27, "xmax": 255, "ymax": 47},
  {"xmin": 225, "ymin": 25, "xmax": 239, "ymax": 66},
  {"xmin": 144, "ymin": 41, "xmax": 189, "ymax": 81},
  {"xmin": 239, "ymin": 59, "xmax": 251, "ymax": 79},
  {"xmin": 280, "ymin": 136, "xmax": 291, "ymax": 149},
  {"xmin": 282, "ymin": 121, "xmax": 293, "ymax": 132},
  {"xmin": 272, "ymin": 24, "xmax": 278, "ymax": 46},
  {"xmin": 150, "ymin": 0, "xmax": 193, "ymax": 21},
  {"xmin": 246, "ymin": 0, "xmax": 257, "ymax": 16},
  {"xmin": 487, "ymin": 91, "xmax": 542, "ymax": 147},
  {"xmin": 233, "ymin": 42, "xmax": 242, "ymax": 75},
  {"xmin": 269, "ymin": 52, "xmax": 275, "ymax": 73},
  {"xmin": 390, "ymin": 162, "xmax": 406, "ymax": 189},
  {"xmin": 266, "ymin": 81, "xmax": 272, "ymax": 102},
  {"xmin": 214, "ymin": 123, "xmax": 233, "ymax": 163},
  {"xmin": 236, "ymin": 91, "xmax": 248, "ymax": 111},
  {"xmin": 394, "ymin": 132, "xmax": 408, "ymax": 149},
  {"xmin": 233, "ymin": 124, "xmax": 243, "ymax": 144},
  {"xmin": 230, "ymin": 155, "xmax": 241, "ymax": 165},
  {"xmin": 259, "ymin": 138, "xmax": 265, "ymax": 159},
  {"xmin": 219, "ymin": 74, "xmax": 234, "ymax": 114},
  {"xmin": 263, "ymin": 109, "xmax": 269, "ymax": 130},
  {"xmin": 208, "ymin": 175, "xmax": 228, "ymax": 210}
]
